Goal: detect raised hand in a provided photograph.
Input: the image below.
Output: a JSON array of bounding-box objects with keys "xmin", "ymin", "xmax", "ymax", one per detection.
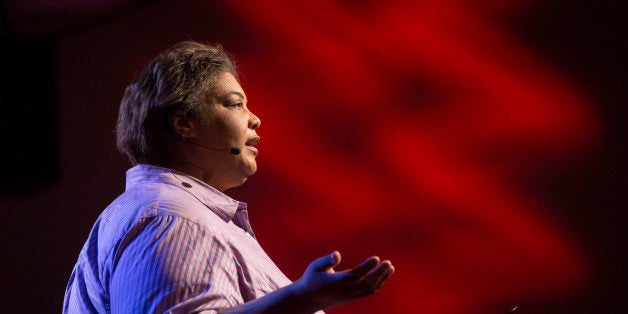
[{"xmin": 292, "ymin": 251, "xmax": 395, "ymax": 311}]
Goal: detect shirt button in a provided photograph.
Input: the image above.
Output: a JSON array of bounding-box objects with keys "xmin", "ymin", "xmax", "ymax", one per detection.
[{"xmin": 181, "ymin": 182, "xmax": 192, "ymax": 188}]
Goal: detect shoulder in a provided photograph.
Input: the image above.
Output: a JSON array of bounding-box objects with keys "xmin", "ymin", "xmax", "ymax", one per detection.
[
  {"xmin": 96, "ymin": 181, "xmax": 228, "ymax": 256},
  {"xmin": 152, "ymin": 182, "xmax": 230, "ymax": 230},
  {"xmin": 105, "ymin": 183, "xmax": 233, "ymax": 278},
  {"xmin": 106, "ymin": 180, "xmax": 215, "ymax": 217}
]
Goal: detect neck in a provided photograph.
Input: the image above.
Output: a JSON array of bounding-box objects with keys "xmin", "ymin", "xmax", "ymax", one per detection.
[{"xmin": 168, "ymin": 162, "xmax": 229, "ymax": 192}]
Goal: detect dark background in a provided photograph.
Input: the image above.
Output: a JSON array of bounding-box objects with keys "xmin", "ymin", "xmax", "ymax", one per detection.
[{"xmin": 0, "ymin": 0, "xmax": 625, "ymax": 313}]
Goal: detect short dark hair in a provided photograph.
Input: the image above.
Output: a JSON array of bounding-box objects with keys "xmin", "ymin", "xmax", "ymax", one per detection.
[{"xmin": 116, "ymin": 41, "xmax": 237, "ymax": 165}]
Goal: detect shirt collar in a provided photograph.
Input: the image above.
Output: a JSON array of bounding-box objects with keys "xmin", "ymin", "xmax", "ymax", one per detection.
[{"xmin": 125, "ymin": 164, "xmax": 250, "ymax": 231}]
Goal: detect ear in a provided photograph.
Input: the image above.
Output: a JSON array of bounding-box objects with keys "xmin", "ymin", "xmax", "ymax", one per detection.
[{"xmin": 171, "ymin": 109, "xmax": 198, "ymax": 139}]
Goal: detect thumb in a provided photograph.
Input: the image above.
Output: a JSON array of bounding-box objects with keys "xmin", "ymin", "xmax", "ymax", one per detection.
[{"xmin": 308, "ymin": 251, "xmax": 341, "ymax": 272}]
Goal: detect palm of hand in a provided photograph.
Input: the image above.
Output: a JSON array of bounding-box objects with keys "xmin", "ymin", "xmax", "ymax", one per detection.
[{"xmin": 294, "ymin": 251, "xmax": 395, "ymax": 310}]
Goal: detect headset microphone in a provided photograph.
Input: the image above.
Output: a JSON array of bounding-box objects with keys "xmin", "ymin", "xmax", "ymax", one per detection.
[
  {"xmin": 185, "ymin": 140, "xmax": 241, "ymax": 155},
  {"xmin": 229, "ymin": 147, "xmax": 241, "ymax": 155}
]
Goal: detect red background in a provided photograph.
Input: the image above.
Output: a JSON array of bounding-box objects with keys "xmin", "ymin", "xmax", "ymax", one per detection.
[{"xmin": 0, "ymin": 0, "xmax": 625, "ymax": 313}]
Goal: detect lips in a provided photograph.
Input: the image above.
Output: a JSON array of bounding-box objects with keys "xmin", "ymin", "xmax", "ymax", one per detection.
[
  {"xmin": 245, "ymin": 136, "xmax": 260, "ymax": 147},
  {"xmin": 245, "ymin": 136, "xmax": 260, "ymax": 155}
]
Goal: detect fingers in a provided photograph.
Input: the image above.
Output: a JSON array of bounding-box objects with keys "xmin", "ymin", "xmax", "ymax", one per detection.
[
  {"xmin": 331, "ymin": 251, "xmax": 341, "ymax": 268},
  {"xmin": 308, "ymin": 251, "xmax": 341, "ymax": 272},
  {"xmin": 359, "ymin": 260, "xmax": 395, "ymax": 293},
  {"xmin": 372, "ymin": 261, "xmax": 395, "ymax": 288},
  {"xmin": 350, "ymin": 256, "xmax": 380, "ymax": 279}
]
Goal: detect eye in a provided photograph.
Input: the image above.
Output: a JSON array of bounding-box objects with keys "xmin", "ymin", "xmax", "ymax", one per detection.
[{"xmin": 227, "ymin": 102, "xmax": 244, "ymax": 108}]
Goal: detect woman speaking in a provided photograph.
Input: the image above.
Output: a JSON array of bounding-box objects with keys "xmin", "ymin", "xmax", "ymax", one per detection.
[{"xmin": 63, "ymin": 41, "xmax": 394, "ymax": 313}]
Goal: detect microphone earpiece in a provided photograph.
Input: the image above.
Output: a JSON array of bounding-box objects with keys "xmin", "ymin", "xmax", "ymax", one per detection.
[{"xmin": 230, "ymin": 147, "xmax": 241, "ymax": 155}]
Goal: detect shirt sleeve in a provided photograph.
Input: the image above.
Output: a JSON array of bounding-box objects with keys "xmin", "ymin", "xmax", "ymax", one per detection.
[{"xmin": 110, "ymin": 215, "xmax": 243, "ymax": 313}]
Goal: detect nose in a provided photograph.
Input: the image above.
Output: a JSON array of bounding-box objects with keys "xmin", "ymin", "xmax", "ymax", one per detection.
[{"xmin": 249, "ymin": 111, "xmax": 261, "ymax": 130}]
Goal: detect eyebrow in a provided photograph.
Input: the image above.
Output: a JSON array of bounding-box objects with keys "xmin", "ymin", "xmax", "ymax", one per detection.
[{"xmin": 219, "ymin": 91, "xmax": 245, "ymax": 100}]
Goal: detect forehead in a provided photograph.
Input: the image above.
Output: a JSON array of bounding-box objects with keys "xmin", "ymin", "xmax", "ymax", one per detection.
[{"xmin": 211, "ymin": 72, "xmax": 245, "ymax": 99}]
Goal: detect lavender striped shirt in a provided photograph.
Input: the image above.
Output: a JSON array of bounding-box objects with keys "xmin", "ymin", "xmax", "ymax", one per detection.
[{"xmin": 63, "ymin": 164, "xmax": 294, "ymax": 313}]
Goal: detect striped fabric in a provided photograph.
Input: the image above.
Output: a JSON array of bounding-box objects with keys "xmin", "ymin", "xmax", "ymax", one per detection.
[{"xmin": 63, "ymin": 164, "xmax": 295, "ymax": 313}]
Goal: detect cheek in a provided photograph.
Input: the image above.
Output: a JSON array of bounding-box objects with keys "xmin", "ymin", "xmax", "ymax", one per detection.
[
  {"xmin": 220, "ymin": 114, "xmax": 248, "ymax": 140},
  {"xmin": 203, "ymin": 114, "xmax": 241, "ymax": 142}
]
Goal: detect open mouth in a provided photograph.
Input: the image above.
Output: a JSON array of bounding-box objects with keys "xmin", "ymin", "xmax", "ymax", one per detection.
[
  {"xmin": 245, "ymin": 136, "xmax": 260, "ymax": 147},
  {"xmin": 245, "ymin": 136, "xmax": 260, "ymax": 155}
]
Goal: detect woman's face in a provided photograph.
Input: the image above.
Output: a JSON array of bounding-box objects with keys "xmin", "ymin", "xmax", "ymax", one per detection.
[{"xmin": 186, "ymin": 71, "xmax": 261, "ymax": 191}]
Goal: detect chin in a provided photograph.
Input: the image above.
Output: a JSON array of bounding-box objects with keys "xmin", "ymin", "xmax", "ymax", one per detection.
[
  {"xmin": 224, "ymin": 167, "xmax": 255, "ymax": 191},
  {"xmin": 243, "ymin": 160, "xmax": 257, "ymax": 177}
]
